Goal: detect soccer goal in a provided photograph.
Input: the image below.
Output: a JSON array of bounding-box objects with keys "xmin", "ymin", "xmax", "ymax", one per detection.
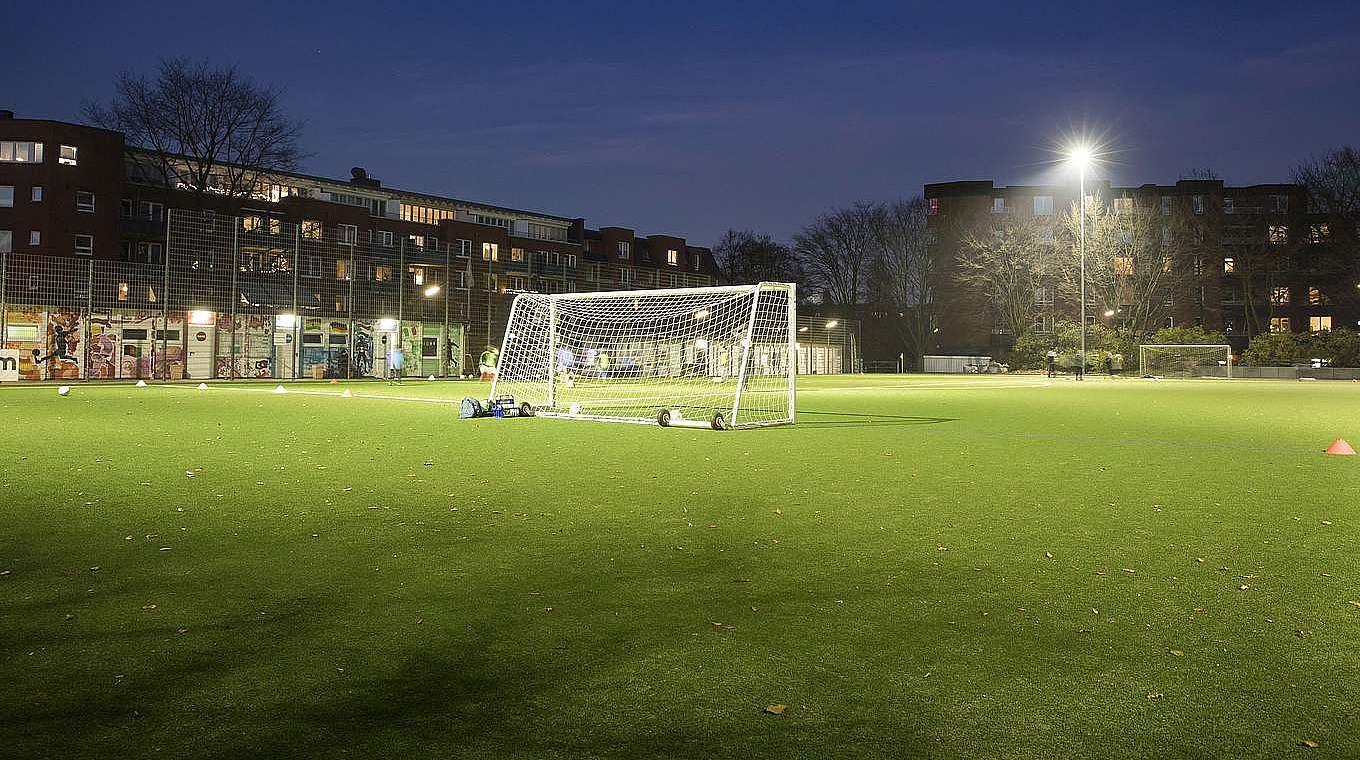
[
  {"xmin": 490, "ymin": 283, "xmax": 797, "ymax": 429},
  {"xmin": 1139, "ymin": 344, "xmax": 1233, "ymax": 378}
]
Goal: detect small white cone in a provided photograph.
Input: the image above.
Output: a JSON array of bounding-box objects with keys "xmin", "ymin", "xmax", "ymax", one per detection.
[
  {"xmin": 57, "ymin": 385, "xmax": 71, "ymax": 396},
  {"xmin": 427, "ymin": 374, "xmax": 436, "ymax": 381},
  {"xmin": 135, "ymin": 379, "xmax": 147, "ymax": 388},
  {"xmin": 341, "ymin": 389, "xmax": 354, "ymax": 398},
  {"xmin": 273, "ymin": 385, "xmax": 288, "ymax": 394},
  {"xmin": 197, "ymin": 382, "xmax": 208, "ymax": 390}
]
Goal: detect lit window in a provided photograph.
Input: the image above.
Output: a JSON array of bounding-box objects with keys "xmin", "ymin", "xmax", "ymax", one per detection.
[
  {"xmin": 75, "ymin": 234, "xmax": 93, "ymax": 255},
  {"xmin": 928, "ymin": 198, "xmax": 940, "ymax": 216},
  {"xmin": 301, "ymin": 220, "xmax": 323, "ymax": 239},
  {"xmin": 76, "ymin": 191, "xmax": 95, "ymax": 212},
  {"xmin": 1270, "ymin": 287, "xmax": 1290, "ymax": 306},
  {"xmin": 482, "ymin": 242, "xmax": 499, "ymax": 261},
  {"xmin": 0, "ymin": 141, "xmax": 43, "ymax": 163},
  {"xmin": 117, "ymin": 283, "xmax": 129, "ymax": 301},
  {"xmin": 336, "ymin": 259, "xmax": 352, "ymax": 281},
  {"xmin": 1269, "ymin": 317, "xmax": 1290, "ymax": 334},
  {"xmin": 0, "ymin": 230, "xmax": 10, "ymax": 253},
  {"xmin": 407, "ymin": 235, "xmax": 426, "ymax": 250},
  {"xmin": 59, "ymin": 145, "xmax": 78, "ymax": 166},
  {"xmin": 372, "ymin": 264, "xmax": 392, "ymax": 281},
  {"xmin": 1114, "ymin": 257, "xmax": 1133, "ymax": 275},
  {"xmin": 1309, "ymin": 223, "xmax": 1330, "ymax": 243},
  {"xmin": 618, "ymin": 241, "xmax": 630, "ymax": 258},
  {"xmin": 1268, "ymin": 225, "xmax": 1288, "ymax": 245},
  {"xmin": 338, "ymin": 224, "xmax": 357, "ymax": 244},
  {"xmin": 242, "ymin": 216, "xmax": 263, "ymax": 232},
  {"xmin": 667, "ymin": 249, "xmax": 678, "ymax": 266},
  {"xmin": 268, "ymin": 218, "xmax": 282, "ymax": 235},
  {"xmin": 410, "ymin": 266, "xmax": 425, "ymax": 286},
  {"xmin": 1223, "ymin": 257, "xmax": 1235, "ymax": 273},
  {"xmin": 1310, "ymin": 316, "xmax": 1332, "ymax": 332},
  {"xmin": 29, "ymin": 230, "xmax": 40, "ymax": 246},
  {"xmin": 31, "ymin": 186, "xmax": 42, "ymax": 202},
  {"xmin": 1308, "ymin": 287, "xmax": 1328, "ymax": 306},
  {"xmin": 511, "ymin": 247, "xmax": 525, "ymax": 262}
]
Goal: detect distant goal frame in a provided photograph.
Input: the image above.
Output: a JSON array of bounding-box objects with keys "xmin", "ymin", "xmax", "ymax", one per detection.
[{"xmin": 1138, "ymin": 344, "xmax": 1233, "ymax": 379}]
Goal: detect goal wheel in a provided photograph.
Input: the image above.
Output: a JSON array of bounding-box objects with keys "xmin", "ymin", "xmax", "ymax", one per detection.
[
  {"xmin": 710, "ymin": 412, "xmax": 727, "ymax": 431},
  {"xmin": 519, "ymin": 402, "xmax": 535, "ymax": 418},
  {"xmin": 657, "ymin": 409, "xmax": 672, "ymax": 427}
]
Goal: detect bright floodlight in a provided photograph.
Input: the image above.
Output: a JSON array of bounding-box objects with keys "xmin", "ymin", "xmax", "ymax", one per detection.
[
  {"xmin": 376, "ymin": 318, "xmax": 398, "ymax": 331},
  {"xmin": 423, "ymin": 284, "xmax": 441, "ymax": 297},
  {"xmin": 826, "ymin": 320, "xmax": 839, "ymax": 329},
  {"xmin": 1068, "ymin": 144, "xmax": 1094, "ymax": 170},
  {"xmin": 1104, "ymin": 309, "xmax": 1116, "ymax": 317}
]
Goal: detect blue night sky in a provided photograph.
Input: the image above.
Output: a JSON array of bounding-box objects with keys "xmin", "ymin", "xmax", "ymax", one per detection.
[{"xmin": 9, "ymin": 0, "xmax": 1360, "ymax": 244}]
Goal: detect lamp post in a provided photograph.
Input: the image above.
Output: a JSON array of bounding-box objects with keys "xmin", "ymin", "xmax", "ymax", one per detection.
[{"xmin": 1069, "ymin": 145, "xmax": 1093, "ymax": 380}]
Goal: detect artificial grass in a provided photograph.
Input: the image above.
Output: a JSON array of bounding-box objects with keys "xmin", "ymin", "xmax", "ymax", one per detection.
[{"xmin": 2, "ymin": 375, "xmax": 1358, "ymax": 759}]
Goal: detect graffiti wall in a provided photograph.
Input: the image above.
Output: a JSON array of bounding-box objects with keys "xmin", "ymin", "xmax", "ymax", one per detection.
[
  {"xmin": 401, "ymin": 322, "xmax": 423, "ymax": 377},
  {"xmin": 87, "ymin": 316, "xmax": 118, "ymax": 379},
  {"xmin": 214, "ymin": 314, "xmax": 273, "ymax": 378},
  {"xmin": 352, "ymin": 321, "xmax": 375, "ymax": 378}
]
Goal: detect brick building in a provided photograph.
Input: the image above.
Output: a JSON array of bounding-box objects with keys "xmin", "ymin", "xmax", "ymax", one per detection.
[
  {"xmin": 923, "ymin": 178, "xmax": 1358, "ymax": 355},
  {"xmin": 0, "ymin": 110, "xmax": 719, "ymax": 380}
]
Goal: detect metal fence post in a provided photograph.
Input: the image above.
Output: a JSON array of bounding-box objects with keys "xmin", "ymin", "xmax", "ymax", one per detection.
[
  {"xmin": 443, "ymin": 245, "xmax": 451, "ymax": 377},
  {"xmin": 1, "ymin": 250, "xmax": 8, "ymax": 356},
  {"xmin": 292, "ymin": 225, "xmax": 301, "ymax": 379},
  {"xmin": 229, "ymin": 215, "xmax": 239, "ymax": 380},
  {"xmin": 84, "ymin": 259, "xmax": 93, "ymax": 382},
  {"xmin": 346, "ymin": 240, "xmax": 355, "ymax": 380},
  {"xmin": 397, "ymin": 238, "xmax": 406, "ymax": 377},
  {"xmin": 161, "ymin": 210, "xmax": 172, "ymax": 382}
]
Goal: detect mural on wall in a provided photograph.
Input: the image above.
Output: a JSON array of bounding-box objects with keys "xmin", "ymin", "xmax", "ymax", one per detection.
[
  {"xmin": 5, "ymin": 308, "xmax": 44, "ymax": 380},
  {"xmin": 119, "ymin": 313, "xmax": 160, "ymax": 379},
  {"xmin": 352, "ymin": 321, "xmax": 374, "ymax": 377},
  {"xmin": 35, "ymin": 311, "xmax": 83, "ymax": 379},
  {"xmin": 88, "ymin": 317, "xmax": 118, "ymax": 379},
  {"xmin": 401, "ymin": 322, "xmax": 423, "ymax": 377},
  {"xmin": 214, "ymin": 314, "xmax": 273, "ymax": 378}
]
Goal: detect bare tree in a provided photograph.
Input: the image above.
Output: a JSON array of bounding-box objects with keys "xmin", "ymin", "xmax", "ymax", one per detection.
[
  {"xmin": 85, "ymin": 58, "xmax": 304, "ymax": 206},
  {"xmin": 794, "ymin": 202, "xmax": 880, "ymax": 306},
  {"xmin": 1179, "ymin": 167, "xmax": 1220, "ymax": 181},
  {"xmin": 711, "ymin": 229, "xmax": 803, "ymax": 286},
  {"xmin": 955, "ymin": 214, "xmax": 1052, "ymax": 340},
  {"xmin": 868, "ymin": 197, "xmax": 937, "ymax": 366},
  {"xmin": 1058, "ymin": 195, "xmax": 1197, "ymax": 338},
  {"xmin": 1292, "ymin": 146, "xmax": 1360, "ymax": 222}
]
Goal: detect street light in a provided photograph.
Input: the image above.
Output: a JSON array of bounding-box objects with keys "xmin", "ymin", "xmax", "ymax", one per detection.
[{"xmin": 1068, "ymin": 144, "xmax": 1094, "ymax": 380}]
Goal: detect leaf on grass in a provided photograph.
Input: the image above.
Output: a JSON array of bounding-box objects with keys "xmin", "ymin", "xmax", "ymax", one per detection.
[
  {"xmin": 1122, "ymin": 568, "xmax": 1136, "ymax": 574},
  {"xmin": 142, "ymin": 604, "xmax": 157, "ymax": 611},
  {"xmin": 774, "ymin": 509, "xmax": 783, "ymax": 516},
  {"xmin": 176, "ymin": 628, "xmax": 189, "ymax": 635},
  {"xmin": 1195, "ymin": 558, "xmax": 1205, "ymax": 563},
  {"xmin": 764, "ymin": 704, "xmax": 786, "ymax": 715},
  {"xmin": 1321, "ymin": 521, "xmax": 1332, "ymax": 526},
  {"xmin": 1091, "ymin": 608, "xmax": 1099, "ymax": 615},
  {"xmin": 1301, "ymin": 740, "xmax": 1320, "ymax": 749},
  {"xmin": 1169, "ymin": 649, "xmax": 1184, "ymax": 657},
  {"xmin": 1146, "ymin": 692, "xmax": 1164, "ymax": 699},
  {"xmin": 1044, "ymin": 552, "xmax": 1053, "ymax": 559},
  {"xmin": 1348, "ymin": 600, "xmax": 1360, "ymax": 608},
  {"xmin": 1238, "ymin": 584, "xmax": 1250, "ymax": 591}
]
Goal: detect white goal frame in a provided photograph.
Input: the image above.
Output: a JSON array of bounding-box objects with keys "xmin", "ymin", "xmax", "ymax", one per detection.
[
  {"xmin": 489, "ymin": 282, "xmax": 798, "ymax": 429},
  {"xmin": 1139, "ymin": 344, "xmax": 1233, "ymax": 378}
]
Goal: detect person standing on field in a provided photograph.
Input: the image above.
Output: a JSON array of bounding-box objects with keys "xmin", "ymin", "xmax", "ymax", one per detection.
[
  {"xmin": 1046, "ymin": 349, "xmax": 1058, "ymax": 378},
  {"xmin": 479, "ymin": 345, "xmax": 499, "ymax": 381}
]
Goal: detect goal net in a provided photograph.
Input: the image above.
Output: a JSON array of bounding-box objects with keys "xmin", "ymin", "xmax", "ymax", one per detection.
[
  {"xmin": 1138, "ymin": 344, "xmax": 1233, "ymax": 378},
  {"xmin": 490, "ymin": 283, "xmax": 797, "ymax": 428}
]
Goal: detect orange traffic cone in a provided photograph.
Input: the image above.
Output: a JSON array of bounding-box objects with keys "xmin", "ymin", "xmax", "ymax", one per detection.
[
  {"xmin": 1325, "ymin": 439, "xmax": 1356, "ymax": 456},
  {"xmin": 330, "ymin": 378, "xmax": 339, "ymax": 385}
]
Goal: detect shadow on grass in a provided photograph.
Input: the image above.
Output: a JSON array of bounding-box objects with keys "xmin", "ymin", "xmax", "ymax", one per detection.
[{"xmin": 784, "ymin": 411, "xmax": 958, "ymax": 430}]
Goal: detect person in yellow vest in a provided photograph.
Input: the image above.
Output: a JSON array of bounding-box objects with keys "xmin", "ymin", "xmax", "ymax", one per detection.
[{"xmin": 479, "ymin": 345, "xmax": 499, "ymax": 381}]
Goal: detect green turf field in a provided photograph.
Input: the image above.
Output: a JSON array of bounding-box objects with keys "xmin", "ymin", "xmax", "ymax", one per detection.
[{"xmin": 2, "ymin": 375, "xmax": 1358, "ymax": 759}]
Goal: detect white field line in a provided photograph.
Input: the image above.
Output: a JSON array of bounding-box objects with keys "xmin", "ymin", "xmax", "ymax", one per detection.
[
  {"xmin": 161, "ymin": 384, "xmax": 461, "ymax": 405},
  {"xmin": 798, "ymin": 381, "xmax": 1053, "ymax": 392}
]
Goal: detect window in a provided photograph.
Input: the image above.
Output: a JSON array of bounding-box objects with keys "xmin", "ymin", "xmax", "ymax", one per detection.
[
  {"xmin": 301, "ymin": 220, "xmax": 323, "ymax": 239},
  {"xmin": 1271, "ymin": 194, "xmax": 1289, "ymax": 213},
  {"xmin": 0, "ymin": 186, "xmax": 13, "ymax": 208},
  {"xmin": 304, "ymin": 256, "xmax": 322, "ymax": 278},
  {"xmin": 617, "ymin": 240, "xmax": 630, "ymax": 258},
  {"xmin": 928, "ymin": 197, "xmax": 941, "ymax": 216},
  {"xmin": 1160, "ymin": 196, "xmax": 1172, "ymax": 215},
  {"xmin": 1192, "ymin": 194, "xmax": 1205, "ymax": 215},
  {"xmin": 620, "ymin": 266, "xmax": 634, "ymax": 283},
  {"xmin": 1308, "ymin": 287, "xmax": 1329, "ymax": 306},
  {"xmin": 139, "ymin": 201, "xmax": 164, "ymax": 221},
  {"xmin": 525, "ymin": 222, "xmax": 567, "ymax": 242},
  {"xmin": 505, "ymin": 275, "xmax": 528, "ymax": 292},
  {"xmin": 410, "ymin": 266, "xmax": 425, "ymax": 286},
  {"xmin": 511, "ymin": 247, "xmax": 525, "ymax": 262},
  {"xmin": 457, "ymin": 270, "xmax": 473, "ymax": 289},
  {"xmin": 0, "ymin": 230, "xmax": 10, "ymax": 253},
  {"xmin": 1224, "ymin": 318, "xmax": 1237, "ymax": 334},
  {"xmin": 1223, "ymin": 197, "xmax": 1235, "ymax": 214},
  {"xmin": 242, "ymin": 215, "xmax": 263, "ymax": 232},
  {"xmin": 378, "ymin": 230, "xmax": 393, "ymax": 247},
  {"xmin": 1311, "ymin": 316, "xmax": 1332, "ymax": 332},
  {"xmin": 372, "ymin": 264, "xmax": 393, "ymax": 281},
  {"xmin": 338, "ymin": 224, "xmax": 357, "ymax": 244},
  {"xmin": 336, "ymin": 259, "xmax": 352, "ymax": 280},
  {"xmin": 76, "ymin": 191, "xmax": 95, "ymax": 212},
  {"xmin": 457, "ymin": 239, "xmax": 472, "ymax": 257},
  {"xmin": 120, "ymin": 199, "xmax": 134, "ymax": 218},
  {"xmin": 1309, "ymin": 223, "xmax": 1330, "ymax": 244},
  {"xmin": 991, "ymin": 197, "xmax": 1008, "ymax": 214},
  {"xmin": 482, "ymin": 242, "xmax": 499, "ymax": 261},
  {"xmin": 75, "ymin": 234, "xmax": 93, "ymax": 255},
  {"xmin": 59, "ymin": 145, "xmax": 78, "ymax": 166},
  {"xmin": 1223, "ymin": 257, "xmax": 1235, "ymax": 273},
  {"xmin": 268, "ymin": 218, "xmax": 282, "ymax": 236},
  {"xmin": 667, "ymin": 249, "xmax": 678, "ymax": 266},
  {"xmin": 1114, "ymin": 257, "xmax": 1133, "ymax": 275},
  {"xmin": 117, "ymin": 282, "xmax": 129, "ymax": 302},
  {"xmin": 1033, "ymin": 196, "xmax": 1053, "ymax": 216},
  {"xmin": 1193, "ymin": 257, "xmax": 1205, "ymax": 276},
  {"xmin": 29, "ymin": 230, "xmax": 40, "ymax": 246},
  {"xmin": 564, "ymin": 253, "xmax": 577, "ymax": 268},
  {"xmin": 137, "ymin": 242, "xmax": 163, "ymax": 263},
  {"xmin": 0, "ymin": 141, "xmax": 43, "ymax": 163},
  {"xmin": 1268, "ymin": 225, "xmax": 1288, "ymax": 245},
  {"xmin": 1270, "ymin": 317, "xmax": 1290, "ymax": 334},
  {"xmin": 1034, "ymin": 286, "xmax": 1054, "ymax": 306},
  {"xmin": 1113, "ymin": 197, "xmax": 1133, "ymax": 213},
  {"xmin": 31, "ymin": 186, "xmax": 42, "ymax": 202},
  {"xmin": 1270, "ymin": 286, "xmax": 1290, "ymax": 306},
  {"xmin": 1033, "ymin": 314, "xmax": 1055, "ymax": 334}
]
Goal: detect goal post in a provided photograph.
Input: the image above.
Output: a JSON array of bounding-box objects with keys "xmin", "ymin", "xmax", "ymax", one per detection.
[
  {"xmin": 1138, "ymin": 344, "xmax": 1233, "ymax": 378},
  {"xmin": 490, "ymin": 282, "xmax": 797, "ymax": 428}
]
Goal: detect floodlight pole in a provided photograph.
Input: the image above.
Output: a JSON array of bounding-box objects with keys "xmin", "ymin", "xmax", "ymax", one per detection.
[{"xmin": 1078, "ymin": 163, "xmax": 1087, "ymax": 381}]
